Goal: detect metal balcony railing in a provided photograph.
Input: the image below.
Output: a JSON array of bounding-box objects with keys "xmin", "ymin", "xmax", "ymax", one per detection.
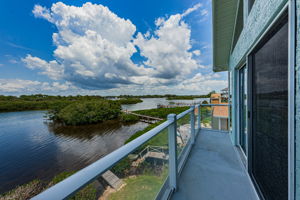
[
  {"xmin": 32, "ymin": 104, "xmax": 229, "ymax": 200},
  {"xmin": 198, "ymin": 104, "xmax": 231, "ymax": 132}
]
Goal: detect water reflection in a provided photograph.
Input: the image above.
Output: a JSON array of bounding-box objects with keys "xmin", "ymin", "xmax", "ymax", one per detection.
[
  {"xmin": 47, "ymin": 119, "xmax": 129, "ymax": 139},
  {"xmin": 0, "ymin": 111, "xmax": 147, "ymax": 194}
]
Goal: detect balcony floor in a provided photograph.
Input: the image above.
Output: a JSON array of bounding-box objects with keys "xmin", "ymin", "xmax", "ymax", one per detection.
[{"xmin": 171, "ymin": 129, "xmax": 259, "ymax": 200}]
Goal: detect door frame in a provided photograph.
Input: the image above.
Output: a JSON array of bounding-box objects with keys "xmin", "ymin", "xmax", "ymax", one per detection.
[
  {"xmin": 287, "ymin": 1, "xmax": 296, "ymax": 200},
  {"xmin": 237, "ymin": 64, "xmax": 248, "ymax": 159},
  {"xmin": 246, "ymin": 5, "xmax": 294, "ymax": 200}
]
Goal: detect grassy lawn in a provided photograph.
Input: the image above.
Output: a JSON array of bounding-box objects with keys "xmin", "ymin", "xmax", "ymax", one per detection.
[
  {"xmin": 126, "ymin": 106, "xmax": 191, "ymax": 145},
  {"xmin": 201, "ymin": 106, "xmax": 212, "ymax": 125},
  {"xmin": 108, "ymin": 173, "xmax": 167, "ymax": 200}
]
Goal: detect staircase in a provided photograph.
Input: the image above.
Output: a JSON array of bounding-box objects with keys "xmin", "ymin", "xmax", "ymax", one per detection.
[
  {"xmin": 101, "ymin": 170, "xmax": 124, "ymax": 190},
  {"xmin": 131, "ymin": 146, "xmax": 169, "ymax": 167}
]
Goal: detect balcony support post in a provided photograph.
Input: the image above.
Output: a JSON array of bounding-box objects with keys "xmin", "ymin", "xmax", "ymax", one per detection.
[
  {"xmin": 197, "ymin": 104, "xmax": 201, "ymax": 133},
  {"xmin": 168, "ymin": 114, "xmax": 177, "ymax": 191},
  {"xmin": 190, "ymin": 105, "xmax": 195, "ymax": 144}
]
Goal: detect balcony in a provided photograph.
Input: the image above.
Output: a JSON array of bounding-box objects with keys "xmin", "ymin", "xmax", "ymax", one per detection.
[
  {"xmin": 171, "ymin": 129, "xmax": 258, "ymax": 200},
  {"xmin": 31, "ymin": 104, "xmax": 258, "ymax": 200}
]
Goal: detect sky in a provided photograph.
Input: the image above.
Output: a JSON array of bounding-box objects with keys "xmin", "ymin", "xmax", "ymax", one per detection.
[{"xmin": 0, "ymin": 0, "xmax": 227, "ymax": 96}]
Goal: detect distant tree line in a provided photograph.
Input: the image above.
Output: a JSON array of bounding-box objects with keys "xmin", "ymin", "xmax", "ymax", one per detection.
[
  {"xmin": 106, "ymin": 91, "xmax": 216, "ymax": 99},
  {"xmin": 0, "ymin": 94, "xmax": 104, "ymax": 102},
  {"xmin": 0, "ymin": 94, "xmax": 143, "ymax": 112},
  {"xmin": 117, "ymin": 98, "xmax": 143, "ymax": 104},
  {"xmin": 0, "ymin": 91, "xmax": 217, "ymax": 125},
  {"xmin": 0, "ymin": 90, "xmax": 216, "ymax": 103}
]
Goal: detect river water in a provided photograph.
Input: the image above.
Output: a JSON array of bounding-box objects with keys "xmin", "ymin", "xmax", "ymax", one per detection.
[
  {"xmin": 121, "ymin": 97, "xmax": 208, "ymax": 111},
  {"xmin": 0, "ymin": 111, "xmax": 147, "ymax": 194},
  {"xmin": 0, "ymin": 98, "xmax": 207, "ymax": 194}
]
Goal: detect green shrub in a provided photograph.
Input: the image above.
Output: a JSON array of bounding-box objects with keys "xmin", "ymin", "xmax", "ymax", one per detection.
[
  {"xmin": 0, "ymin": 171, "xmax": 98, "ymax": 200},
  {"xmin": 202, "ymin": 100, "xmax": 208, "ymax": 104},
  {"xmin": 48, "ymin": 172, "xmax": 97, "ymax": 200},
  {"xmin": 49, "ymin": 171, "xmax": 75, "ymax": 185},
  {"xmin": 120, "ymin": 113, "xmax": 139, "ymax": 122},
  {"xmin": 117, "ymin": 98, "xmax": 143, "ymax": 104},
  {"xmin": 111, "ymin": 157, "xmax": 132, "ymax": 178},
  {"xmin": 0, "ymin": 180, "xmax": 44, "ymax": 200},
  {"xmin": 56, "ymin": 100, "xmax": 121, "ymax": 125}
]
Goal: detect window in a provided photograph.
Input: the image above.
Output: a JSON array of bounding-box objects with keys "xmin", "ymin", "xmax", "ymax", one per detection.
[{"xmin": 250, "ymin": 13, "xmax": 288, "ymax": 200}]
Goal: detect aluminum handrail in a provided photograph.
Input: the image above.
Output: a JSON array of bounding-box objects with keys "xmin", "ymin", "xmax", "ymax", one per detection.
[
  {"xmin": 176, "ymin": 107, "xmax": 193, "ymax": 120},
  {"xmin": 32, "ymin": 119, "xmax": 173, "ymax": 200},
  {"xmin": 200, "ymin": 104, "xmax": 231, "ymax": 106},
  {"xmin": 199, "ymin": 103, "xmax": 231, "ymax": 131}
]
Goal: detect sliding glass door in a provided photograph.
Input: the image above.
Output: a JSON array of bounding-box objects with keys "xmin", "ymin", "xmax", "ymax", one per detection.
[
  {"xmin": 250, "ymin": 13, "xmax": 288, "ymax": 200},
  {"xmin": 239, "ymin": 66, "xmax": 247, "ymax": 155}
]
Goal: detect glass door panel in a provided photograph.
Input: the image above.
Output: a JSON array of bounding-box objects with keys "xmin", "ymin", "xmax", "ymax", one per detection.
[
  {"xmin": 250, "ymin": 14, "xmax": 288, "ymax": 200},
  {"xmin": 239, "ymin": 66, "xmax": 247, "ymax": 155}
]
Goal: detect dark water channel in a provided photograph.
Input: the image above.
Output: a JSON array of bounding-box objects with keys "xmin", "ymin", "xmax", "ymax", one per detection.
[{"xmin": 0, "ymin": 111, "xmax": 147, "ymax": 194}]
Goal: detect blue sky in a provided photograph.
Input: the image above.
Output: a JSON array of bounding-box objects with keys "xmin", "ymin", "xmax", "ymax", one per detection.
[{"xmin": 0, "ymin": 0, "xmax": 227, "ymax": 96}]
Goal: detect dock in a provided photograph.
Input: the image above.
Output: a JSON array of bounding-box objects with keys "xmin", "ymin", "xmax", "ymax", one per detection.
[
  {"xmin": 157, "ymin": 102, "xmax": 200, "ymax": 108},
  {"xmin": 123, "ymin": 110, "xmax": 163, "ymax": 124},
  {"xmin": 101, "ymin": 170, "xmax": 124, "ymax": 190},
  {"xmin": 132, "ymin": 146, "xmax": 168, "ymax": 167}
]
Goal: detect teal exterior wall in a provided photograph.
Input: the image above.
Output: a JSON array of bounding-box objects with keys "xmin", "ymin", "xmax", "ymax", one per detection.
[
  {"xmin": 228, "ymin": 0, "xmax": 288, "ymax": 145},
  {"xmin": 227, "ymin": 0, "xmax": 300, "ymax": 199},
  {"xmin": 229, "ymin": 0, "xmax": 287, "ymax": 70},
  {"xmin": 295, "ymin": 0, "xmax": 300, "ymax": 199},
  {"xmin": 229, "ymin": 0, "xmax": 288, "ymax": 145}
]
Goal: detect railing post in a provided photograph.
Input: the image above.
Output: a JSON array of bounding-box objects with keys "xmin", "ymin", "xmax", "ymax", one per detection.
[
  {"xmin": 190, "ymin": 105, "xmax": 195, "ymax": 144},
  {"xmin": 228, "ymin": 104, "xmax": 231, "ymax": 132},
  {"xmin": 197, "ymin": 104, "xmax": 201, "ymax": 132},
  {"xmin": 167, "ymin": 114, "xmax": 177, "ymax": 191}
]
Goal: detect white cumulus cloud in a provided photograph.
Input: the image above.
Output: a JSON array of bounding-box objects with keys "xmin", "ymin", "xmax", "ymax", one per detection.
[
  {"xmin": 17, "ymin": 2, "xmax": 226, "ymax": 94},
  {"xmin": 177, "ymin": 73, "xmax": 227, "ymax": 93},
  {"xmin": 0, "ymin": 79, "xmax": 77, "ymax": 94},
  {"xmin": 29, "ymin": 2, "xmax": 140, "ymax": 89},
  {"xmin": 0, "ymin": 79, "xmax": 40, "ymax": 93},
  {"xmin": 134, "ymin": 4, "xmax": 203, "ymax": 80},
  {"xmin": 22, "ymin": 55, "xmax": 63, "ymax": 80}
]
